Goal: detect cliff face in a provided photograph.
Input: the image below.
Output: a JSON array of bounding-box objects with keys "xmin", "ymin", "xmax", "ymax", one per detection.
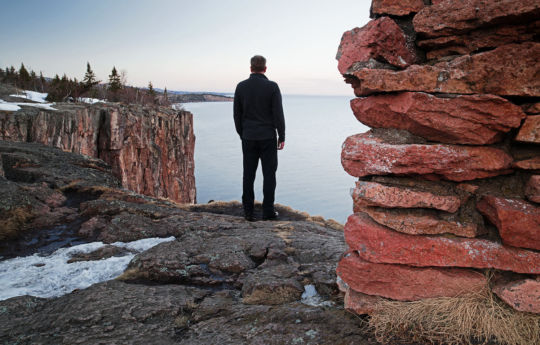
[
  {"xmin": 0, "ymin": 103, "xmax": 196, "ymax": 203},
  {"xmin": 337, "ymin": 0, "xmax": 539, "ymax": 316}
]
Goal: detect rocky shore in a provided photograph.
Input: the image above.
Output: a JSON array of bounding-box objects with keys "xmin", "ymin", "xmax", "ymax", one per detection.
[{"xmin": 0, "ymin": 140, "xmax": 379, "ymax": 345}]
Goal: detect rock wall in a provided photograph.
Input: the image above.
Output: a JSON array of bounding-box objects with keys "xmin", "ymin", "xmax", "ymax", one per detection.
[
  {"xmin": 336, "ymin": 0, "xmax": 540, "ymax": 315},
  {"xmin": 0, "ymin": 103, "xmax": 196, "ymax": 203}
]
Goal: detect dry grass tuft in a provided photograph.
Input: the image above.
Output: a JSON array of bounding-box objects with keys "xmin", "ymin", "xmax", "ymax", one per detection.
[
  {"xmin": 0, "ymin": 207, "xmax": 35, "ymax": 240},
  {"xmin": 115, "ymin": 268, "xmax": 149, "ymax": 281},
  {"xmin": 368, "ymin": 285, "xmax": 540, "ymax": 345}
]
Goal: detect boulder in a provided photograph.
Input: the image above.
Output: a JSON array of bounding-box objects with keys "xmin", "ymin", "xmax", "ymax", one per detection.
[
  {"xmin": 348, "ymin": 42, "xmax": 540, "ymax": 97},
  {"xmin": 341, "ymin": 130, "xmax": 513, "ymax": 181},
  {"xmin": 352, "ymin": 180, "xmax": 461, "ymax": 212},
  {"xmin": 350, "ymin": 92, "xmax": 525, "ymax": 144},
  {"xmin": 417, "ymin": 21, "xmax": 539, "ymax": 60},
  {"xmin": 492, "ymin": 277, "xmax": 540, "ymax": 314},
  {"xmin": 344, "ymin": 213, "xmax": 540, "ymax": 274},
  {"xmin": 371, "ymin": 0, "xmax": 425, "ymax": 17},
  {"xmin": 413, "ymin": 0, "xmax": 540, "ymax": 38},
  {"xmin": 363, "ymin": 207, "xmax": 484, "ymax": 238},
  {"xmin": 337, "ymin": 253, "xmax": 487, "ymax": 301},
  {"xmin": 336, "ymin": 17, "xmax": 417, "ymax": 74},
  {"xmin": 525, "ymin": 175, "xmax": 540, "ymax": 203},
  {"xmin": 477, "ymin": 196, "xmax": 540, "ymax": 251},
  {"xmin": 515, "ymin": 116, "xmax": 540, "ymax": 144}
]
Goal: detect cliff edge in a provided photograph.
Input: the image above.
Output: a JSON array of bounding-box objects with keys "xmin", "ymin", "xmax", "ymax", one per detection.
[{"xmin": 0, "ymin": 96, "xmax": 196, "ymax": 203}]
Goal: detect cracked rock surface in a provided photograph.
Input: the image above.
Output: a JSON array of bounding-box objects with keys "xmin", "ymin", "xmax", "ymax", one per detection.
[{"xmin": 0, "ymin": 140, "xmax": 377, "ymax": 345}]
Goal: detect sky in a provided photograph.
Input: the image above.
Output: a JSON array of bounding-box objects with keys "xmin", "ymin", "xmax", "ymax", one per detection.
[{"xmin": 0, "ymin": 0, "xmax": 371, "ymax": 95}]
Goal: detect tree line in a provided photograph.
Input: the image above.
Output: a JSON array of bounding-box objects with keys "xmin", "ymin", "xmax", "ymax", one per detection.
[{"xmin": 0, "ymin": 63, "xmax": 170, "ymax": 106}]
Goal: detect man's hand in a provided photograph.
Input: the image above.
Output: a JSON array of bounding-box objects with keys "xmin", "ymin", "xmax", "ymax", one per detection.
[{"xmin": 278, "ymin": 141, "xmax": 285, "ymax": 150}]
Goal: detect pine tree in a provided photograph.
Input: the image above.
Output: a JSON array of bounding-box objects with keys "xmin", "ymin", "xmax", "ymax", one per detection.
[
  {"xmin": 39, "ymin": 71, "xmax": 46, "ymax": 92},
  {"xmin": 164, "ymin": 87, "xmax": 168, "ymax": 101},
  {"xmin": 30, "ymin": 70, "xmax": 37, "ymax": 90},
  {"xmin": 147, "ymin": 81, "xmax": 156, "ymax": 104},
  {"xmin": 108, "ymin": 66, "xmax": 121, "ymax": 92},
  {"xmin": 83, "ymin": 62, "xmax": 99, "ymax": 89},
  {"xmin": 18, "ymin": 63, "xmax": 31, "ymax": 89}
]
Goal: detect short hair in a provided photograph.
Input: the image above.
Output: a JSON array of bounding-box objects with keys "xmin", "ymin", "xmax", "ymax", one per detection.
[{"xmin": 250, "ymin": 55, "xmax": 266, "ymax": 72}]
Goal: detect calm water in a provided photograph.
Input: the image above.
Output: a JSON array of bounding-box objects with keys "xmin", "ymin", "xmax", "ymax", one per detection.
[{"xmin": 184, "ymin": 95, "xmax": 369, "ymax": 223}]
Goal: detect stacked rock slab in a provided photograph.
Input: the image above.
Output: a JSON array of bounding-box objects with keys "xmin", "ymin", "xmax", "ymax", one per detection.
[
  {"xmin": 336, "ymin": 0, "xmax": 540, "ymax": 315},
  {"xmin": 0, "ymin": 103, "xmax": 196, "ymax": 203}
]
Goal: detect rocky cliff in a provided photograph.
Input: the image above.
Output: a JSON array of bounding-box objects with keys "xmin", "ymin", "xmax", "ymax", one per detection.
[
  {"xmin": 336, "ymin": 0, "xmax": 539, "ymax": 340},
  {"xmin": 0, "ymin": 102, "xmax": 196, "ymax": 203}
]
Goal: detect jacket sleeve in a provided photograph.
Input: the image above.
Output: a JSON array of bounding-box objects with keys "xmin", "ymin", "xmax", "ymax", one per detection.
[
  {"xmin": 272, "ymin": 84, "xmax": 285, "ymax": 142},
  {"xmin": 233, "ymin": 85, "xmax": 243, "ymax": 138}
]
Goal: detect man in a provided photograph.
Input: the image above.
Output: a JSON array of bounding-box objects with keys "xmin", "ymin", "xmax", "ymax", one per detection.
[{"xmin": 234, "ymin": 55, "xmax": 285, "ymax": 221}]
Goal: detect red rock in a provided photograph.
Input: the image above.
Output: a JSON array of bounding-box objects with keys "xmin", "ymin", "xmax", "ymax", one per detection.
[
  {"xmin": 417, "ymin": 21, "xmax": 539, "ymax": 60},
  {"xmin": 341, "ymin": 131, "xmax": 513, "ymax": 182},
  {"xmin": 371, "ymin": 0, "xmax": 425, "ymax": 17},
  {"xmin": 349, "ymin": 42, "xmax": 540, "ymax": 97},
  {"xmin": 513, "ymin": 156, "xmax": 540, "ymax": 170},
  {"xmin": 352, "ymin": 180, "xmax": 461, "ymax": 212},
  {"xmin": 0, "ymin": 104, "xmax": 196, "ymax": 203},
  {"xmin": 337, "ymin": 252, "xmax": 487, "ymax": 301},
  {"xmin": 525, "ymin": 175, "xmax": 540, "ymax": 203},
  {"xmin": 363, "ymin": 208, "xmax": 484, "ymax": 238},
  {"xmin": 336, "ymin": 17, "xmax": 417, "ymax": 74},
  {"xmin": 344, "ymin": 287, "xmax": 382, "ymax": 315},
  {"xmin": 515, "ymin": 116, "xmax": 540, "ymax": 144},
  {"xmin": 522, "ymin": 102, "xmax": 540, "ymax": 115},
  {"xmin": 413, "ymin": 0, "xmax": 540, "ymax": 38},
  {"xmin": 477, "ymin": 196, "xmax": 540, "ymax": 251},
  {"xmin": 351, "ymin": 92, "xmax": 525, "ymax": 145},
  {"xmin": 492, "ymin": 277, "xmax": 540, "ymax": 314},
  {"xmin": 344, "ymin": 213, "xmax": 540, "ymax": 274}
]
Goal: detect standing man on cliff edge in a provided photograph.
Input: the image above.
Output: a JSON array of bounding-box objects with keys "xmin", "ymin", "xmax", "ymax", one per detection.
[{"xmin": 234, "ymin": 55, "xmax": 285, "ymax": 222}]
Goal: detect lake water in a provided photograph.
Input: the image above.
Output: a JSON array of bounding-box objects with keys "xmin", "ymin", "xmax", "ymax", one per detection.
[{"xmin": 184, "ymin": 95, "xmax": 369, "ymax": 223}]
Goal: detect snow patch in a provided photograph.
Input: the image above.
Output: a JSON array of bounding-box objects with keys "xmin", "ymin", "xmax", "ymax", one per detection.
[
  {"xmin": 0, "ymin": 236, "xmax": 175, "ymax": 300},
  {"xmin": 9, "ymin": 90, "xmax": 48, "ymax": 103},
  {"xmin": 0, "ymin": 102, "xmax": 21, "ymax": 111},
  {"xmin": 78, "ymin": 97, "xmax": 105, "ymax": 104}
]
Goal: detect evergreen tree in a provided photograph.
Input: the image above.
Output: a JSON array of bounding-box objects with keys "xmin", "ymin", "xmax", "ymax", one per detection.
[
  {"xmin": 0, "ymin": 67, "xmax": 4, "ymax": 79},
  {"xmin": 18, "ymin": 63, "xmax": 31, "ymax": 88},
  {"xmin": 108, "ymin": 66, "xmax": 122, "ymax": 92},
  {"xmin": 147, "ymin": 81, "xmax": 155, "ymax": 96},
  {"xmin": 83, "ymin": 62, "xmax": 99, "ymax": 89},
  {"xmin": 39, "ymin": 71, "xmax": 46, "ymax": 92},
  {"xmin": 163, "ymin": 87, "xmax": 168, "ymax": 101},
  {"xmin": 147, "ymin": 81, "xmax": 156, "ymax": 104},
  {"xmin": 30, "ymin": 70, "xmax": 37, "ymax": 90}
]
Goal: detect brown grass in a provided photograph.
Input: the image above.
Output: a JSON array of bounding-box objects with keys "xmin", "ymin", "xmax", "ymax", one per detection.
[
  {"xmin": 0, "ymin": 207, "xmax": 34, "ymax": 240},
  {"xmin": 368, "ymin": 284, "xmax": 540, "ymax": 345},
  {"xmin": 115, "ymin": 268, "xmax": 149, "ymax": 281}
]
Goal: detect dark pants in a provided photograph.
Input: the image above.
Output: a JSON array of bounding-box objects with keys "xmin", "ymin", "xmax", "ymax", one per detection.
[{"xmin": 242, "ymin": 138, "xmax": 277, "ymax": 216}]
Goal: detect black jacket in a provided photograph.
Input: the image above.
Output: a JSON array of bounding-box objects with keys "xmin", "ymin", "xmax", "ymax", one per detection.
[{"xmin": 233, "ymin": 73, "xmax": 285, "ymax": 143}]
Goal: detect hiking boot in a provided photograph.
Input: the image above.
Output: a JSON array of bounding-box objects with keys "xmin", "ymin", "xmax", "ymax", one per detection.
[
  {"xmin": 244, "ymin": 213, "xmax": 256, "ymax": 222},
  {"xmin": 262, "ymin": 211, "xmax": 278, "ymax": 221}
]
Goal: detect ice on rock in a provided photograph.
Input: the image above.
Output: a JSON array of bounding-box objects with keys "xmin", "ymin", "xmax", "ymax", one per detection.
[
  {"xmin": 0, "ymin": 236, "xmax": 175, "ymax": 300},
  {"xmin": 301, "ymin": 284, "xmax": 334, "ymax": 307}
]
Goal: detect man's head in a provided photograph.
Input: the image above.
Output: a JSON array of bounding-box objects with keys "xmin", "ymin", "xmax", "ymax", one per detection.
[{"xmin": 250, "ymin": 55, "xmax": 267, "ymax": 73}]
